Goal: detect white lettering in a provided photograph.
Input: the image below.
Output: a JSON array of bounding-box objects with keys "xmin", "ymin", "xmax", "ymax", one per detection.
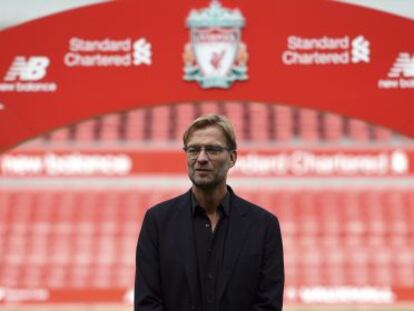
[
  {"xmin": 378, "ymin": 79, "xmax": 398, "ymax": 89},
  {"xmin": 283, "ymin": 36, "xmax": 370, "ymax": 66},
  {"xmin": 234, "ymin": 154, "xmax": 289, "ymax": 175},
  {"xmin": 64, "ymin": 53, "xmax": 132, "ymax": 67},
  {"xmin": 233, "ymin": 152, "xmax": 393, "ymax": 176},
  {"xmin": 282, "ymin": 51, "xmax": 349, "ymax": 65},
  {"xmin": 299, "ymin": 286, "xmax": 394, "ymax": 304},
  {"xmin": 1, "ymin": 155, "xmax": 43, "ymax": 176},
  {"xmin": 69, "ymin": 37, "xmax": 131, "ymax": 52},
  {"xmin": 1, "ymin": 288, "xmax": 49, "ymax": 303},
  {"xmin": 0, "ymin": 83, "xmax": 16, "ymax": 91},
  {"xmin": 15, "ymin": 82, "xmax": 57, "ymax": 92},
  {"xmin": 0, "ymin": 153, "xmax": 132, "ymax": 176},
  {"xmin": 399, "ymin": 78, "xmax": 414, "ymax": 88},
  {"xmin": 44, "ymin": 153, "xmax": 131, "ymax": 176},
  {"xmin": 287, "ymin": 36, "xmax": 349, "ymax": 50}
]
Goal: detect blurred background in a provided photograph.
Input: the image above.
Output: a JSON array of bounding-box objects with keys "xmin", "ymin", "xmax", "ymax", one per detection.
[{"xmin": 1, "ymin": 1, "xmax": 414, "ymax": 311}]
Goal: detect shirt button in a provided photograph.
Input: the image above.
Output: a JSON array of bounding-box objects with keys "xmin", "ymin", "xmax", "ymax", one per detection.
[{"xmin": 207, "ymin": 273, "xmax": 213, "ymax": 280}]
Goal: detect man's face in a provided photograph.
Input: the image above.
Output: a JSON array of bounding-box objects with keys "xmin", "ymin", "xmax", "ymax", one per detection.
[{"xmin": 186, "ymin": 125, "xmax": 237, "ymax": 190}]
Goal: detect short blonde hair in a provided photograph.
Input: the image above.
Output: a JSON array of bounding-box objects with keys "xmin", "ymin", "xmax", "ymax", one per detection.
[{"xmin": 183, "ymin": 114, "xmax": 237, "ymax": 150}]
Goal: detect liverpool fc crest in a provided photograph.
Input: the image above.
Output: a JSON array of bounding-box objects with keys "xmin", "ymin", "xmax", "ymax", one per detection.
[{"xmin": 183, "ymin": 0, "xmax": 248, "ymax": 89}]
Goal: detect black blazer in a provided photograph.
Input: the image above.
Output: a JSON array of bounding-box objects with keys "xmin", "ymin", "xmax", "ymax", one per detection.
[{"xmin": 134, "ymin": 188, "xmax": 284, "ymax": 311}]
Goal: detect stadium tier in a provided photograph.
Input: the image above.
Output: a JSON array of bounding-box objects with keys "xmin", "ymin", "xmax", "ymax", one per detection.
[
  {"xmin": 37, "ymin": 102, "xmax": 398, "ymax": 146},
  {"xmin": 1, "ymin": 188, "xmax": 413, "ymax": 291},
  {"xmin": 1, "ymin": 102, "xmax": 413, "ymax": 305}
]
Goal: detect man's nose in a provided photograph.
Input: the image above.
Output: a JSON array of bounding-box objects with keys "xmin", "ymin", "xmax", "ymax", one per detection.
[{"xmin": 196, "ymin": 149, "xmax": 209, "ymax": 162}]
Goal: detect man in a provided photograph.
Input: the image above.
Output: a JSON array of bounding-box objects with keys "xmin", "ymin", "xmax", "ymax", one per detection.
[{"xmin": 135, "ymin": 114, "xmax": 284, "ymax": 311}]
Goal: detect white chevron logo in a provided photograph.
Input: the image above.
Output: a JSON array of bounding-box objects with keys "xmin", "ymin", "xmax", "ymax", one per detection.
[{"xmin": 351, "ymin": 35, "xmax": 370, "ymax": 63}]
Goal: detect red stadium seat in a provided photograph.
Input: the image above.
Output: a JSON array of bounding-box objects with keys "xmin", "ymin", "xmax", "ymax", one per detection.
[
  {"xmin": 1, "ymin": 187, "xmax": 414, "ymax": 299},
  {"xmin": 101, "ymin": 113, "xmax": 122, "ymax": 141}
]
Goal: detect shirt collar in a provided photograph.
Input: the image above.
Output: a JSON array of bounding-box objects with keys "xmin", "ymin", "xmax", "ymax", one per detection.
[{"xmin": 191, "ymin": 190, "xmax": 230, "ymax": 217}]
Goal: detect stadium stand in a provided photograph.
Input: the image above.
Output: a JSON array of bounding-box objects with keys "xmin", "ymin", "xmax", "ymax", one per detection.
[
  {"xmin": 1, "ymin": 101, "xmax": 413, "ymax": 306},
  {"xmin": 125, "ymin": 109, "xmax": 146, "ymax": 142},
  {"xmin": 1, "ymin": 188, "xmax": 413, "ymax": 290},
  {"xmin": 31, "ymin": 102, "xmax": 402, "ymax": 146},
  {"xmin": 323, "ymin": 112, "xmax": 343, "ymax": 141}
]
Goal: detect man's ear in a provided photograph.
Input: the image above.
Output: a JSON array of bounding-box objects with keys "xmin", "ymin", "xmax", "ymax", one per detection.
[{"xmin": 229, "ymin": 150, "xmax": 237, "ymax": 168}]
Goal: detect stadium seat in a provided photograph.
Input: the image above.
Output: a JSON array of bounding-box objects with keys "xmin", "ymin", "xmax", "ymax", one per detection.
[{"xmin": 2, "ymin": 188, "xmax": 413, "ymax": 289}]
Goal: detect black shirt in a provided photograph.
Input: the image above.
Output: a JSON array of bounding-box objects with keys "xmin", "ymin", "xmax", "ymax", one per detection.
[{"xmin": 191, "ymin": 192, "xmax": 230, "ymax": 311}]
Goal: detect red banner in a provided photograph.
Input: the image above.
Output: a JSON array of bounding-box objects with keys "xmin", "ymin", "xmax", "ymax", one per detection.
[
  {"xmin": 1, "ymin": 286, "xmax": 413, "ymax": 304},
  {"xmin": 1, "ymin": 148, "xmax": 412, "ymax": 177},
  {"xmin": 0, "ymin": 0, "xmax": 414, "ymax": 151}
]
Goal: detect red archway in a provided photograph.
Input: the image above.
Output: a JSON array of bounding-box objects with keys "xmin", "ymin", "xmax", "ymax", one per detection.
[{"xmin": 0, "ymin": 0, "xmax": 414, "ymax": 152}]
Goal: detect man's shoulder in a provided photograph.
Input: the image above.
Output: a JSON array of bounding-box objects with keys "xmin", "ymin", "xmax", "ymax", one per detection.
[
  {"xmin": 146, "ymin": 190, "xmax": 190, "ymax": 216},
  {"xmin": 232, "ymin": 191, "xmax": 280, "ymax": 222}
]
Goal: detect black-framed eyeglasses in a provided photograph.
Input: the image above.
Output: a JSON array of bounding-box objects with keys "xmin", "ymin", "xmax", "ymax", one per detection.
[{"xmin": 183, "ymin": 145, "xmax": 233, "ymax": 159}]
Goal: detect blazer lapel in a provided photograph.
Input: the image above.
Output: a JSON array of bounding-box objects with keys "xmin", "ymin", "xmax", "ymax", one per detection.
[
  {"xmin": 218, "ymin": 192, "xmax": 252, "ymax": 300},
  {"xmin": 174, "ymin": 191, "xmax": 198, "ymax": 304}
]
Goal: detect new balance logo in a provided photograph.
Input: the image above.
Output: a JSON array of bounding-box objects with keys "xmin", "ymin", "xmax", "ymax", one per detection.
[
  {"xmin": 0, "ymin": 56, "xmax": 57, "ymax": 93},
  {"xmin": 351, "ymin": 35, "xmax": 370, "ymax": 63},
  {"xmin": 378, "ymin": 52, "xmax": 414, "ymax": 89},
  {"xmin": 4, "ymin": 56, "xmax": 50, "ymax": 81},
  {"xmin": 387, "ymin": 52, "xmax": 414, "ymax": 78}
]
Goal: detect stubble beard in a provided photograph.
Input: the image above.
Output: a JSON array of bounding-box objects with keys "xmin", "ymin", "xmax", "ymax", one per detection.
[{"xmin": 189, "ymin": 170, "xmax": 226, "ymax": 191}]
